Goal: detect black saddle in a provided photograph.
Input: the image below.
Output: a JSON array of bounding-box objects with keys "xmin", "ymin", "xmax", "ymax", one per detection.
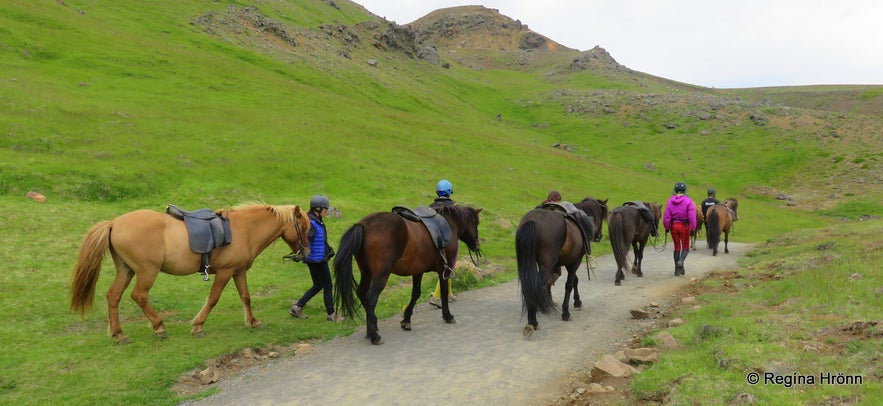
[
  {"xmin": 541, "ymin": 202, "xmax": 594, "ymax": 256},
  {"xmin": 623, "ymin": 201, "xmax": 658, "ymax": 236},
  {"xmin": 166, "ymin": 204, "xmax": 232, "ymax": 280},
  {"xmin": 391, "ymin": 205, "xmax": 452, "ymax": 249}
]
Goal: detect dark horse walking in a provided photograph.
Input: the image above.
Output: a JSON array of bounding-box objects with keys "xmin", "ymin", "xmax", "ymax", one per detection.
[
  {"xmin": 607, "ymin": 202, "xmax": 661, "ymax": 286},
  {"xmin": 334, "ymin": 205, "xmax": 482, "ymax": 345},
  {"xmin": 706, "ymin": 198, "xmax": 738, "ymax": 256},
  {"xmin": 515, "ymin": 200, "xmax": 596, "ymax": 337}
]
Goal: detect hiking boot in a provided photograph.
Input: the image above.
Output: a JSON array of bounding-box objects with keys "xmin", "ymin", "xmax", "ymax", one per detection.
[
  {"xmin": 289, "ymin": 305, "xmax": 307, "ymax": 319},
  {"xmin": 429, "ymin": 297, "xmax": 442, "ymax": 308},
  {"xmin": 327, "ymin": 312, "xmax": 345, "ymax": 322}
]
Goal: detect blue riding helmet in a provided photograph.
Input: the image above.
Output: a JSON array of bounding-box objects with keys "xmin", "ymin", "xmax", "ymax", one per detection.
[
  {"xmin": 436, "ymin": 179, "xmax": 453, "ymax": 197},
  {"xmin": 674, "ymin": 182, "xmax": 687, "ymax": 194}
]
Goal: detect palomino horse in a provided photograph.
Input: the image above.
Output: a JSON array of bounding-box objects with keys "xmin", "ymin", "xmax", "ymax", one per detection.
[
  {"xmin": 706, "ymin": 198, "xmax": 738, "ymax": 256},
  {"xmin": 607, "ymin": 202, "xmax": 661, "ymax": 286},
  {"xmin": 515, "ymin": 200, "xmax": 596, "ymax": 336},
  {"xmin": 690, "ymin": 201, "xmax": 704, "ymax": 250},
  {"xmin": 334, "ymin": 205, "xmax": 482, "ymax": 345},
  {"xmin": 70, "ymin": 203, "xmax": 311, "ymax": 344}
]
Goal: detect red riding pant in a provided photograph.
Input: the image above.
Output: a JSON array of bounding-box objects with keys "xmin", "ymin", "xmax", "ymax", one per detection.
[{"xmin": 671, "ymin": 222, "xmax": 691, "ymax": 252}]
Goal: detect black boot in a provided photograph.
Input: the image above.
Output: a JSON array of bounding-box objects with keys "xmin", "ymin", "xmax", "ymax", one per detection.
[
  {"xmin": 673, "ymin": 251, "xmax": 681, "ymax": 276},
  {"xmin": 678, "ymin": 250, "xmax": 689, "ymax": 275}
]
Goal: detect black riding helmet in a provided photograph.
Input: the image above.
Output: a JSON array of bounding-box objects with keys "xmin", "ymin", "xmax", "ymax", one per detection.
[
  {"xmin": 309, "ymin": 194, "xmax": 330, "ymax": 210},
  {"xmin": 674, "ymin": 182, "xmax": 687, "ymax": 194}
]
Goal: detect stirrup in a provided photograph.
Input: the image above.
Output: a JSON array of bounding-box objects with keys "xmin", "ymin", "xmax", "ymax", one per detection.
[
  {"xmin": 442, "ymin": 265, "xmax": 455, "ymax": 280},
  {"xmin": 200, "ymin": 265, "xmax": 210, "ymax": 282}
]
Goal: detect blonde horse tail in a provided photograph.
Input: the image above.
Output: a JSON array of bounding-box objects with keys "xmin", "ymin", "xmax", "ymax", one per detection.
[{"xmin": 70, "ymin": 220, "xmax": 112, "ymax": 316}]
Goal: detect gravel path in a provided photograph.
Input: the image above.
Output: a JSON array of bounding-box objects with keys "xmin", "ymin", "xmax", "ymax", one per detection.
[{"xmin": 184, "ymin": 242, "xmax": 751, "ymax": 405}]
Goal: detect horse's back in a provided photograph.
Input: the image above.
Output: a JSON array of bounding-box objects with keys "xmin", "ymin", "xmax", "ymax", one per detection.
[
  {"xmin": 358, "ymin": 211, "xmax": 437, "ymax": 276},
  {"xmin": 110, "ymin": 209, "xmax": 193, "ymax": 272}
]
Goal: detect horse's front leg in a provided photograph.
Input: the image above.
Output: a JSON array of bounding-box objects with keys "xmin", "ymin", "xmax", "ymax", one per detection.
[
  {"xmin": 191, "ymin": 270, "xmax": 233, "ymax": 337},
  {"xmin": 439, "ymin": 273, "xmax": 456, "ymax": 324},
  {"xmin": 615, "ymin": 267, "xmax": 624, "ymax": 286},
  {"xmin": 630, "ymin": 241, "xmax": 640, "ymax": 275},
  {"xmin": 400, "ymin": 274, "xmax": 424, "ymax": 331},
  {"xmin": 634, "ymin": 242, "xmax": 645, "ymax": 277},
  {"xmin": 232, "ymin": 270, "xmax": 260, "ymax": 328},
  {"xmin": 572, "ymin": 275, "xmax": 582, "ymax": 309},
  {"xmin": 561, "ymin": 269, "xmax": 577, "ymax": 321},
  {"xmin": 724, "ymin": 231, "xmax": 730, "ymax": 254}
]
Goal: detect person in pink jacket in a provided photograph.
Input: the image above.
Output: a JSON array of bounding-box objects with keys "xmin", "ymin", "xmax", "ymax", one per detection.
[{"xmin": 663, "ymin": 182, "xmax": 697, "ymax": 276}]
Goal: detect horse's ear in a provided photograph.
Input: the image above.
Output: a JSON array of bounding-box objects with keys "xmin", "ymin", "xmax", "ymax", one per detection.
[{"xmin": 293, "ymin": 205, "xmax": 302, "ymax": 215}]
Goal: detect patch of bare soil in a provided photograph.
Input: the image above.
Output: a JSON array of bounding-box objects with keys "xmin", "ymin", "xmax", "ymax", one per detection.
[{"xmin": 172, "ymin": 343, "xmax": 303, "ymax": 397}]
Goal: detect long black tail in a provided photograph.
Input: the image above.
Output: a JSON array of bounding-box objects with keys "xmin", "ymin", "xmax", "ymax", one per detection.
[
  {"xmin": 516, "ymin": 221, "xmax": 555, "ymax": 315},
  {"xmin": 707, "ymin": 209, "xmax": 721, "ymax": 250},
  {"xmin": 608, "ymin": 212, "xmax": 629, "ymax": 273},
  {"xmin": 333, "ymin": 223, "xmax": 363, "ymax": 319}
]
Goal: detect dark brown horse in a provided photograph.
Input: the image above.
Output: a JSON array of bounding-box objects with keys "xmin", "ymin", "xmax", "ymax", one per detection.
[
  {"xmin": 515, "ymin": 201, "xmax": 596, "ymax": 337},
  {"xmin": 607, "ymin": 202, "xmax": 661, "ymax": 286},
  {"xmin": 334, "ymin": 205, "xmax": 482, "ymax": 345},
  {"xmin": 69, "ymin": 203, "xmax": 311, "ymax": 344},
  {"xmin": 706, "ymin": 198, "xmax": 738, "ymax": 256},
  {"xmin": 690, "ymin": 200, "xmax": 704, "ymax": 250},
  {"xmin": 567, "ymin": 197, "xmax": 608, "ymax": 309}
]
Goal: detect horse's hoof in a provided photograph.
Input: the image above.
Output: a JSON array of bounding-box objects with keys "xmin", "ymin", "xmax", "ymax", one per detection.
[
  {"xmin": 562, "ymin": 313, "xmax": 571, "ymax": 321},
  {"xmin": 250, "ymin": 320, "xmax": 263, "ymax": 328},
  {"xmin": 615, "ymin": 280, "xmax": 622, "ymax": 286},
  {"xmin": 400, "ymin": 321, "xmax": 412, "ymax": 331},
  {"xmin": 444, "ymin": 316, "xmax": 456, "ymax": 324},
  {"xmin": 155, "ymin": 331, "xmax": 168, "ymax": 339},
  {"xmin": 371, "ymin": 337, "xmax": 384, "ymax": 345},
  {"xmin": 523, "ymin": 324, "xmax": 535, "ymax": 337},
  {"xmin": 636, "ymin": 273, "xmax": 644, "ymax": 278},
  {"xmin": 574, "ymin": 302, "xmax": 582, "ymax": 309},
  {"xmin": 192, "ymin": 330, "xmax": 205, "ymax": 338},
  {"xmin": 114, "ymin": 336, "xmax": 132, "ymax": 345}
]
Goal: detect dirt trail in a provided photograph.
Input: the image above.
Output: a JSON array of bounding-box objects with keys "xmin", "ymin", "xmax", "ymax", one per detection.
[{"xmin": 183, "ymin": 242, "xmax": 751, "ymax": 405}]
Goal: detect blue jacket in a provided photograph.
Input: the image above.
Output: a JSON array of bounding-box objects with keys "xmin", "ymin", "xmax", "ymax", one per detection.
[{"xmin": 304, "ymin": 214, "xmax": 330, "ymax": 263}]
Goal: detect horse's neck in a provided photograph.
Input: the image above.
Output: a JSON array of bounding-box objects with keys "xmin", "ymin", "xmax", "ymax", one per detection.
[{"xmin": 232, "ymin": 209, "xmax": 283, "ymax": 250}]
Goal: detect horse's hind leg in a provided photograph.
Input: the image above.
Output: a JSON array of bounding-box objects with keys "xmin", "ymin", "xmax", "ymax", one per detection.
[
  {"xmin": 724, "ymin": 230, "xmax": 730, "ymax": 254},
  {"xmin": 561, "ymin": 267, "xmax": 578, "ymax": 321},
  {"xmin": 400, "ymin": 274, "xmax": 424, "ymax": 331},
  {"xmin": 524, "ymin": 306, "xmax": 538, "ymax": 337},
  {"xmin": 107, "ymin": 257, "xmax": 135, "ymax": 344},
  {"xmin": 634, "ymin": 242, "xmax": 645, "ymax": 277},
  {"xmin": 126, "ymin": 266, "xmax": 168, "ymax": 339},
  {"xmin": 363, "ymin": 275, "xmax": 389, "ymax": 345}
]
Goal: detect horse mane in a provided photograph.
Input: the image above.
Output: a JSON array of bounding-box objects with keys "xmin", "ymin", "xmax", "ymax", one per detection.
[
  {"xmin": 435, "ymin": 204, "xmax": 477, "ymax": 224},
  {"xmin": 726, "ymin": 198, "xmax": 738, "ymax": 210},
  {"xmin": 232, "ymin": 202, "xmax": 299, "ymax": 224}
]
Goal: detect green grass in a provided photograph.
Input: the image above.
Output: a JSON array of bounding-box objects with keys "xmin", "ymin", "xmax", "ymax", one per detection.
[
  {"xmin": 632, "ymin": 221, "xmax": 882, "ymax": 404},
  {"xmin": 0, "ymin": 0, "xmax": 880, "ymax": 404}
]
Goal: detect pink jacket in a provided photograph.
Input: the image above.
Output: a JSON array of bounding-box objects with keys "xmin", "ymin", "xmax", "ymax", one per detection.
[{"xmin": 663, "ymin": 194, "xmax": 697, "ymax": 231}]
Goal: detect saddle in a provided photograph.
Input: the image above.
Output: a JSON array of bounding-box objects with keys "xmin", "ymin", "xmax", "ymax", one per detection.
[
  {"xmin": 166, "ymin": 204, "xmax": 232, "ymax": 281},
  {"xmin": 623, "ymin": 201, "xmax": 658, "ymax": 236},
  {"xmin": 392, "ymin": 205, "xmax": 454, "ymax": 278},
  {"xmin": 541, "ymin": 202, "xmax": 594, "ymax": 256}
]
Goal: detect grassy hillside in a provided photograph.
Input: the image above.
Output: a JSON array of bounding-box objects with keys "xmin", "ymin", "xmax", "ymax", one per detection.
[{"xmin": 0, "ymin": 1, "xmax": 880, "ymax": 404}]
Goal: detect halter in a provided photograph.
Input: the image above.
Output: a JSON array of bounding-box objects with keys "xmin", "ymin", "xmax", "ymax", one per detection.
[{"xmin": 281, "ymin": 212, "xmax": 309, "ymax": 263}]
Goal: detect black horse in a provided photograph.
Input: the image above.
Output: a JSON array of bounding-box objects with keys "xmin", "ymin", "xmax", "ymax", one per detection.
[
  {"xmin": 608, "ymin": 202, "xmax": 661, "ymax": 286},
  {"xmin": 515, "ymin": 200, "xmax": 595, "ymax": 337}
]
